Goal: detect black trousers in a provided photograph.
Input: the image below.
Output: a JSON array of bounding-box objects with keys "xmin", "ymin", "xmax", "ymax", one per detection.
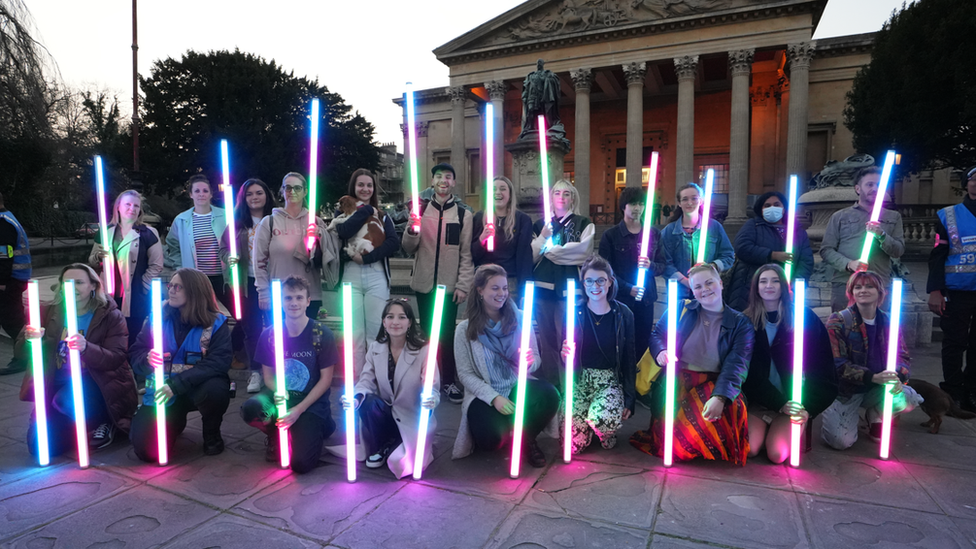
[
  {"xmin": 129, "ymin": 377, "xmax": 230, "ymax": 462},
  {"xmin": 942, "ymin": 289, "xmax": 976, "ymax": 397},
  {"xmin": 0, "ymin": 279, "xmax": 26, "ymax": 340},
  {"xmin": 358, "ymin": 394, "xmax": 402, "ymax": 454},
  {"xmin": 27, "ymin": 372, "xmax": 110, "ymax": 459},
  {"xmin": 416, "ymin": 290, "xmax": 458, "ymax": 386},
  {"xmin": 239, "ymin": 389, "xmax": 336, "ymax": 474},
  {"xmin": 620, "ymin": 295, "xmax": 655, "ymax": 359},
  {"xmin": 234, "ymin": 277, "xmax": 266, "ymax": 371},
  {"xmin": 466, "ymin": 378, "xmax": 559, "ymax": 452}
]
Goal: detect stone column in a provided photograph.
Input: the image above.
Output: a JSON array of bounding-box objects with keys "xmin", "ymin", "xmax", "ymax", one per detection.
[
  {"xmin": 623, "ymin": 62, "xmax": 647, "ymax": 189},
  {"xmin": 726, "ymin": 49, "xmax": 754, "ymax": 230},
  {"xmin": 571, "ymin": 68, "xmax": 593, "ymax": 214},
  {"xmin": 785, "ymin": 42, "xmax": 815, "ymax": 180},
  {"xmin": 674, "ymin": 55, "xmax": 699, "ymax": 187},
  {"xmin": 449, "ymin": 85, "xmax": 467, "ymax": 200},
  {"xmin": 485, "ymin": 80, "xmax": 506, "ymax": 177}
]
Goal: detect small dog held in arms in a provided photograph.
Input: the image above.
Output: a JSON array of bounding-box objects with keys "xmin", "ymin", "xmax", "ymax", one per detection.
[
  {"xmin": 329, "ymin": 195, "xmax": 385, "ymax": 257},
  {"xmin": 907, "ymin": 379, "xmax": 976, "ymax": 434}
]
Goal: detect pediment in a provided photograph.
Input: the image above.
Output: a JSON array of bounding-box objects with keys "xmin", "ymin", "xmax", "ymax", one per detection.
[{"xmin": 435, "ymin": 0, "xmax": 825, "ymax": 62}]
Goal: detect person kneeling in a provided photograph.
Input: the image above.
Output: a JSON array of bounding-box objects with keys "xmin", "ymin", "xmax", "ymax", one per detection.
[{"xmin": 240, "ymin": 276, "xmax": 337, "ymax": 474}]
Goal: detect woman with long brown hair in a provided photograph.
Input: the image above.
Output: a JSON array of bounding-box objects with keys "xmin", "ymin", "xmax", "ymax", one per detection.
[{"xmin": 471, "ymin": 176, "xmax": 534, "ymax": 299}]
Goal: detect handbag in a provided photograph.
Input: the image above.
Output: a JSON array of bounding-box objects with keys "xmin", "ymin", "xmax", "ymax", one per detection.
[{"xmin": 635, "ymin": 301, "xmax": 689, "ymax": 396}]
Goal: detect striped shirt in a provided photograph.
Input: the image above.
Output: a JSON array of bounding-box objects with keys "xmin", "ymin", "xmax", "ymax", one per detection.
[{"xmin": 192, "ymin": 212, "xmax": 221, "ymax": 274}]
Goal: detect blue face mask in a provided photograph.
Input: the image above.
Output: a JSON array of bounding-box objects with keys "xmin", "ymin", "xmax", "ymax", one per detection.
[{"xmin": 762, "ymin": 206, "xmax": 784, "ymax": 223}]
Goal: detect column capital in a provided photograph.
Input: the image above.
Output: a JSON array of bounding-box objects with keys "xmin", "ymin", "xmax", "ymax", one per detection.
[
  {"xmin": 673, "ymin": 55, "xmax": 699, "ymax": 81},
  {"xmin": 448, "ymin": 85, "xmax": 467, "ymax": 104},
  {"xmin": 728, "ymin": 49, "xmax": 755, "ymax": 77},
  {"xmin": 787, "ymin": 42, "xmax": 816, "ymax": 70},
  {"xmin": 622, "ymin": 62, "xmax": 647, "ymax": 86},
  {"xmin": 401, "ymin": 121, "xmax": 428, "ymax": 137},
  {"xmin": 484, "ymin": 80, "xmax": 507, "ymax": 101},
  {"xmin": 570, "ymin": 68, "xmax": 593, "ymax": 91}
]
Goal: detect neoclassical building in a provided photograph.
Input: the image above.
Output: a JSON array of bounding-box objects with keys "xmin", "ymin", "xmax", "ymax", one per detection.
[{"xmin": 395, "ymin": 0, "xmax": 952, "ymax": 238}]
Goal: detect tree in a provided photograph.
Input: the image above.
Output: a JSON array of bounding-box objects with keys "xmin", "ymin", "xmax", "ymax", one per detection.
[
  {"xmin": 844, "ymin": 0, "xmax": 976, "ymax": 173},
  {"xmin": 139, "ymin": 49, "xmax": 380, "ymax": 210}
]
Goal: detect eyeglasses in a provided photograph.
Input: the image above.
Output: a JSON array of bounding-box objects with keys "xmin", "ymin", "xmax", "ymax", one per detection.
[
  {"xmin": 282, "ymin": 185, "xmax": 305, "ymax": 194},
  {"xmin": 167, "ymin": 283, "xmax": 183, "ymax": 292},
  {"xmin": 583, "ymin": 277, "xmax": 609, "ymax": 288}
]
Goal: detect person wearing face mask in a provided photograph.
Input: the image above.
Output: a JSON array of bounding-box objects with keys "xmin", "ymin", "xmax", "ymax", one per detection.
[
  {"xmin": 821, "ymin": 166, "xmax": 905, "ymax": 312},
  {"xmin": 726, "ymin": 191, "xmax": 814, "ymax": 311},
  {"xmin": 471, "ymin": 176, "xmax": 534, "ymax": 301}
]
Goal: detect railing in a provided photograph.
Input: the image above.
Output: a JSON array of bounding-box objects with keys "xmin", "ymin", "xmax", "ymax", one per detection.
[{"xmin": 893, "ymin": 204, "xmax": 950, "ymax": 253}]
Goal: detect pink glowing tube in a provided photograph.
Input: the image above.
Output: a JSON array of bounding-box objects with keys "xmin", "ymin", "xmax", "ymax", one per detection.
[
  {"xmin": 28, "ymin": 280, "xmax": 50, "ymax": 466},
  {"xmin": 510, "ymin": 281, "xmax": 536, "ymax": 478},
  {"xmin": 485, "ymin": 103, "xmax": 495, "ymax": 253},
  {"xmin": 220, "ymin": 141, "xmax": 242, "ymax": 320},
  {"xmin": 563, "ymin": 278, "xmax": 576, "ymax": 464},
  {"xmin": 151, "ymin": 278, "xmax": 168, "ymax": 466},
  {"xmin": 306, "ymin": 98, "xmax": 321, "ymax": 252},
  {"xmin": 94, "ymin": 156, "xmax": 114, "ymax": 295},
  {"xmin": 695, "ymin": 169, "xmax": 715, "ymax": 265},
  {"xmin": 271, "ymin": 279, "xmax": 291, "ymax": 469},
  {"xmin": 664, "ymin": 279, "xmax": 678, "ymax": 467},
  {"xmin": 342, "ymin": 282, "xmax": 357, "ymax": 481},
  {"xmin": 879, "ymin": 278, "xmax": 903, "ymax": 460},
  {"xmin": 413, "ymin": 284, "xmax": 447, "ymax": 480},
  {"xmin": 635, "ymin": 151, "xmax": 660, "ymax": 300},
  {"xmin": 790, "ymin": 278, "xmax": 806, "ymax": 468},
  {"xmin": 858, "ymin": 150, "xmax": 897, "ymax": 265},
  {"xmin": 63, "ymin": 279, "xmax": 89, "ymax": 468}
]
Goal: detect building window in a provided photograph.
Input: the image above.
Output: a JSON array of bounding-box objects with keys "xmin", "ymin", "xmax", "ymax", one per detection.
[
  {"xmin": 468, "ymin": 152, "xmax": 481, "ymax": 195},
  {"xmin": 694, "ymin": 154, "xmax": 730, "ymax": 193}
]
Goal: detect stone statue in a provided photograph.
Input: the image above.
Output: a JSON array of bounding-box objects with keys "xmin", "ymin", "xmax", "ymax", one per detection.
[
  {"xmin": 518, "ymin": 59, "xmax": 570, "ymax": 148},
  {"xmin": 811, "ymin": 154, "xmax": 876, "ymax": 189}
]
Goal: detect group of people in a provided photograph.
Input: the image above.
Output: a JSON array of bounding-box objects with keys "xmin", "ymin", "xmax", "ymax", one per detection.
[{"xmin": 1, "ymin": 160, "xmax": 974, "ymax": 474}]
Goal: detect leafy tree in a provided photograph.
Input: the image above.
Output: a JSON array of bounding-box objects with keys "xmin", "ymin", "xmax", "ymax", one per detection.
[
  {"xmin": 844, "ymin": 0, "xmax": 976, "ymax": 173},
  {"xmin": 139, "ymin": 49, "xmax": 380, "ymax": 211}
]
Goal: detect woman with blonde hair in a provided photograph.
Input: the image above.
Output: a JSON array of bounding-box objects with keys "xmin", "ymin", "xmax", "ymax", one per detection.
[
  {"xmin": 16, "ymin": 263, "xmax": 136, "ymax": 458},
  {"xmin": 471, "ymin": 176, "xmax": 534, "ymax": 298}
]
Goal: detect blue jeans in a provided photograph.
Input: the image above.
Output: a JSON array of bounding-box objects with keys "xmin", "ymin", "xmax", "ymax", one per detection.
[{"xmin": 27, "ymin": 371, "xmax": 110, "ymax": 459}]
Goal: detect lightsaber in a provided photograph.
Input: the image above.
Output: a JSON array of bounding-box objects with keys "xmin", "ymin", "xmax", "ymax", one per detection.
[
  {"xmin": 695, "ymin": 169, "xmax": 715, "ymax": 265},
  {"xmin": 635, "ymin": 151, "xmax": 660, "ymax": 300},
  {"xmin": 27, "ymin": 280, "xmax": 50, "ymax": 466},
  {"xmin": 879, "ymin": 278, "xmax": 903, "ymax": 460},
  {"xmin": 784, "ymin": 175, "xmax": 799, "ymax": 281},
  {"xmin": 537, "ymin": 115, "xmax": 554, "ymax": 251},
  {"xmin": 563, "ymin": 278, "xmax": 576, "ymax": 463},
  {"xmin": 271, "ymin": 279, "xmax": 291, "ymax": 469},
  {"xmin": 94, "ymin": 156, "xmax": 114, "ymax": 295},
  {"xmin": 151, "ymin": 279, "xmax": 168, "ymax": 466},
  {"xmin": 858, "ymin": 150, "xmax": 897, "ymax": 265},
  {"xmin": 413, "ymin": 284, "xmax": 447, "ymax": 480},
  {"xmin": 342, "ymin": 282, "xmax": 357, "ymax": 481},
  {"xmin": 406, "ymin": 83, "xmax": 421, "ymax": 233},
  {"xmin": 790, "ymin": 278, "xmax": 806, "ymax": 467},
  {"xmin": 220, "ymin": 141, "xmax": 242, "ymax": 320},
  {"xmin": 485, "ymin": 103, "xmax": 495, "ymax": 253},
  {"xmin": 510, "ymin": 281, "xmax": 536, "ymax": 478},
  {"xmin": 664, "ymin": 279, "xmax": 678, "ymax": 467},
  {"xmin": 306, "ymin": 98, "xmax": 321, "ymax": 252},
  {"xmin": 63, "ymin": 280, "xmax": 89, "ymax": 468}
]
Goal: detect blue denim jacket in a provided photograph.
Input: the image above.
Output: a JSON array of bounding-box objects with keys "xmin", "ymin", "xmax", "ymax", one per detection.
[{"xmin": 661, "ymin": 218, "xmax": 735, "ymax": 298}]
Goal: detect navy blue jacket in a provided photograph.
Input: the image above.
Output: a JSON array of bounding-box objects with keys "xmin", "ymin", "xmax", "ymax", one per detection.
[
  {"xmin": 598, "ymin": 221, "xmax": 665, "ymax": 306},
  {"xmin": 334, "ymin": 205, "xmax": 400, "ymax": 284},
  {"xmin": 727, "ymin": 218, "xmax": 814, "ymax": 311},
  {"xmin": 470, "ymin": 210, "xmax": 533, "ymax": 288}
]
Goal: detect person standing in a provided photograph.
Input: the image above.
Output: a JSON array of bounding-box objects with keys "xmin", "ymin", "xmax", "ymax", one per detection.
[
  {"xmin": 402, "ymin": 163, "xmax": 474, "ymax": 404},
  {"xmin": 165, "ymin": 175, "xmax": 228, "ymax": 306},
  {"xmin": 0, "ymin": 191, "xmax": 31, "ymax": 375},
  {"xmin": 927, "ymin": 167, "xmax": 976, "ymax": 411},
  {"xmin": 661, "ymin": 183, "xmax": 735, "ymax": 301},
  {"xmin": 471, "ymin": 176, "xmax": 534, "ymax": 301},
  {"xmin": 821, "ymin": 166, "xmax": 905, "ymax": 312}
]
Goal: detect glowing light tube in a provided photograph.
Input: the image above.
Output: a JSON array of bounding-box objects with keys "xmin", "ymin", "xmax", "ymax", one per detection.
[
  {"xmin": 413, "ymin": 284, "xmax": 447, "ymax": 480},
  {"xmin": 221, "ymin": 141, "xmax": 242, "ymax": 320},
  {"xmin": 94, "ymin": 156, "xmax": 114, "ymax": 295},
  {"xmin": 307, "ymin": 98, "xmax": 321, "ymax": 251},
  {"xmin": 636, "ymin": 151, "xmax": 660, "ymax": 300},
  {"xmin": 28, "ymin": 280, "xmax": 50, "ymax": 466},
  {"xmin": 271, "ymin": 280, "xmax": 291, "ymax": 469},
  {"xmin": 406, "ymin": 83, "xmax": 421, "ymax": 233},
  {"xmin": 537, "ymin": 115, "xmax": 554, "ymax": 251},
  {"xmin": 342, "ymin": 282, "xmax": 357, "ymax": 481},
  {"xmin": 790, "ymin": 278, "xmax": 806, "ymax": 467},
  {"xmin": 510, "ymin": 281, "xmax": 536, "ymax": 478},
  {"xmin": 784, "ymin": 175, "xmax": 798, "ymax": 281},
  {"xmin": 880, "ymin": 278, "xmax": 903, "ymax": 460},
  {"xmin": 63, "ymin": 280, "xmax": 89, "ymax": 468},
  {"xmin": 151, "ymin": 279, "xmax": 168, "ymax": 466},
  {"xmin": 695, "ymin": 169, "xmax": 715, "ymax": 265},
  {"xmin": 858, "ymin": 150, "xmax": 897, "ymax": 265},
  {"xmin": 563, "ymin": 278, "xmax": 576, "ymax": 463},
  {"xmin": 485, "ymin": 103, "xmax": 495, "ymax": 253},
  {"xmin": 664, "ymin": 279, "xmax": 678, "ymax": 467}
]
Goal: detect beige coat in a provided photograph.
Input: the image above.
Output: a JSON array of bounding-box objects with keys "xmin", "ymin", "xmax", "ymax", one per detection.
[
  {"xmin": 89, "ymin": 225, "xmax": 163, "ymax": 317},
  {"xmin": 401, "ymin": 198, "xmax": 473, "ymax": 294},
  {"xmin": 355, "ymin": 341, "xmax": 439, "ymax": 479}
]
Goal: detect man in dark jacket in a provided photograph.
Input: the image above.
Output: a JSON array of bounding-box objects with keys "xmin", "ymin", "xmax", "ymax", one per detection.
[{"xmin": 0, "ymin": 191, "xmax": 31, "ymax": 375}]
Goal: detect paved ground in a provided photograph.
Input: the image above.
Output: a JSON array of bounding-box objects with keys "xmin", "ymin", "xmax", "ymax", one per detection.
[{"xmin": 1, "ymin": 266, "xmax": 975, "ymax": 547}]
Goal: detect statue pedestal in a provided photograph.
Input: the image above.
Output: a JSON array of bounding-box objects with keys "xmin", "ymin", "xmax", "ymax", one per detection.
[
  {"xmin": 506, "ymin": 138, "xmax": 571, "ymax": 222},
  {"xmin": 798, "ymin": 186, "xmax": 857, "ymax": 244}
]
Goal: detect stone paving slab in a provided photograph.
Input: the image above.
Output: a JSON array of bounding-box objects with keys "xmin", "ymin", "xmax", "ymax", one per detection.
[
  {"xmin": 89, "ymin": 429, "xmax": 206, "ymax": 482},
  {"xmin": 950, "ymin": 517, "xmax": 976, "ymax": 547},
  {"xmin": 650, "ymin": 534, "xmax": 748, "ymax": 548},
  {"xmin": 0, "ymin": 436, "xmax": 71, "ymax": 486},
  {"xmin": 525, "ymin": 460, "xmax": 663, "ymax": 528},
  {"xmin": 903, "ymin": 463, "xmax": 976, "ymax": 520},
  {"xmin": 0, "ymin": 466, "xmax": 134, "ymax": 543},
  {"xmin": 232, "ymin": 461, "xmax": 404, "ymax": 543},
  {"xmin": 415, "ymin": 440, "xmax": 552, "ymax": 504},
  {"xmin": 898, "ymin": 403, "xmax": 976, "ymax": 438},
  {"xmin": 656, "ymin": 475, "xmax": 808, "ymax": 549},
  {"xmin": 669, "ymin": 457, "xmax": 792, "ymax": 491},
  {"xmin": 798, "ymin": 494, "xmax": 972, "ymax": 549},
  {"xmin": 331, "ymin": 482, "xmax": 512, "ymax": 549},
  {"xmin": 159, "ymin": 513, "xmax": 324, "ymax": 548},
  {"xmin": 891, "ymin": 430, "xmax": 976, "ymax": 472},
  {"xmin": 485, "ymin": 507, "xmax": 652, "ymax": 549},
  {"xmin": 6, "ymin": 483, "xmax": 220, "ymax": 548},
  {"xmin": 787, "ymin": 452, "xmax": 940, "ymax": 513}
]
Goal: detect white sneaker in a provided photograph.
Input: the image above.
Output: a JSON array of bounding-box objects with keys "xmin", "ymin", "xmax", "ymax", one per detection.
[{"xmin": 247, "ymin": 371, "xmax": 262, "ymax": 393}]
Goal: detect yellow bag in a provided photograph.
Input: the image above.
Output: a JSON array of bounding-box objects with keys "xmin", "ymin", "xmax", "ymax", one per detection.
[{"xmin": 636, "ymin": 301, "xmax": 688, "ymax": 396}]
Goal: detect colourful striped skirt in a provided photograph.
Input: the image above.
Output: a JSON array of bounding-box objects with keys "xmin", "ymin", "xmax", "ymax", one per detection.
[{"xmin": 629, "ymin": 370, "xmax": 750, "ymax": 466}]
